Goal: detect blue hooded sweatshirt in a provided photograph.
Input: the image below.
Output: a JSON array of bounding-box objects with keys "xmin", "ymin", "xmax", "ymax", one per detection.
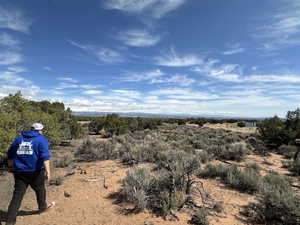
[{"xmin": 7, "ymin": 130, "xmax": 50, "ymax": 172}]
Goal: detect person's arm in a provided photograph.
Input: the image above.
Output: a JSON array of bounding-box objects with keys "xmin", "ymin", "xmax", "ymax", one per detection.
[
  {"xmin": 44, "ymin": 160, "xmax": 50, "ymax": 181},
  {"xmin": 7, "ymin": 159, "xmax": 14, "ymax": 172},
  {"xmin": 39, "ymin": 137, "xmax": 51, "ymax": 181},
  {"xmin": 6, "ymin": 137, "xmax": 20, "ymax": 172}
]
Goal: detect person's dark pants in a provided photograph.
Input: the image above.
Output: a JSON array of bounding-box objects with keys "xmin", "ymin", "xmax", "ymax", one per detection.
[{"xmin": 6, "ymin": 170, "xmax": 47, "ymax": 224}]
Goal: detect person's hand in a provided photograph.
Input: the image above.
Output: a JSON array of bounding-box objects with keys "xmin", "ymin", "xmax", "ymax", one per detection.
[
  {"xmin": 7, "ymin": 167, "xmax": 14, "ymax": 173},
  {"xmin": 45, "ymin": 170, "xmax": 51, "ymax": 183}
]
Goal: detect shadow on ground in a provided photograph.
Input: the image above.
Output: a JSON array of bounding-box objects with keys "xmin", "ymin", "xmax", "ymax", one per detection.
[{"xmin": 0, "ymin": 209, "xmax": 40, "ymax": 223}]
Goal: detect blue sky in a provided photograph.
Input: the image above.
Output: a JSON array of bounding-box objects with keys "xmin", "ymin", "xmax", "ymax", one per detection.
[{"xmin": 0, "ymin": 0, "xmax": 300, "ymax": 117}]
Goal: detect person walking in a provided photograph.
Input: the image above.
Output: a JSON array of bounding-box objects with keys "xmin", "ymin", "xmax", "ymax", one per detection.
[{"xmin": 6, "ymin": 123, "xmax": 54, "ymax": 225}]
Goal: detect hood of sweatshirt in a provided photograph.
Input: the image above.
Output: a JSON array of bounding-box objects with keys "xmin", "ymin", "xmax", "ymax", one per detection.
[{"xmin": 22, "ymin": 130, "xmax": 40, "ymax": 138}]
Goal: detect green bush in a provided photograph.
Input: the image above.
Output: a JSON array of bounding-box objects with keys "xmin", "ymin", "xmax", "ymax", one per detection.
[
  {"xmin": 225, "ymin": 166, "xmax": 261, "ymax": 193},
  {"xmin": 75, "ymin": 139, "xmax": 117, "ymax": 162},
  {"xmin": 199, "ymin": 164, "xmax": 261, "ymax": 194},
  {"xmin": 245, "ymin": 172, "xmax": 300, "ymax": 225},
  {"xmin": 198, "ymin": 164, "xmax": 229, "ymax": 179},
  {"xmin": 121, "ymin": 166, "xmax": 154, "ymax": 211},
  {"xmin": 189, "ymin": 207, "xmax": 209, "ymax": 225},
  {"xmin": 237, "ymin": 121, "xmax": 246, "ymax": 127},
  {"xmin": 210, "ymin": 142, "xmax": 250, "ymax": 161},
  {"xmin": 54, "ymin": 154, "xmax": 74, "ymax": 168},
  {"xmin": 278, "ymin": 144, "xmax": 298, "ymax": 159},
  {"xmin": 257, "ymin": 116, "xmax": 286, "ymax": 147},
  {"xmin": 288, "ymin": 158, "xmax": 300, "ymax": 176},
  {"xmin": 0, "ymin": 92, "xmax": 83, "ymax": 163}
]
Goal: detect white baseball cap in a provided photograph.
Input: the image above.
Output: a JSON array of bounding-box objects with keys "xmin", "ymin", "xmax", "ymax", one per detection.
[{"xmin": 31, "ymin": 123, "xmax": 44, "ymax": 131}]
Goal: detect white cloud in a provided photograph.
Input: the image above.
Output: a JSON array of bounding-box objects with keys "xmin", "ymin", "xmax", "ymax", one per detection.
[
  {"xmin": 68, "ymin": 40, "xmax": 124, "ymax": 64},
  {"xmin": 80, "ymin": 84, "xmax": 103, "ymax": 89},
  {"xmin": 104, "ymin": 0, "xmax": 187, "ymax": 18},
  {"xmin": 255, "ymin": 0, "xmax": 300, "ymax": 50},
  {"xmin": 122, "ymin": 69, "xmax": 164, "ymax": 82},
  {"xmin": 194, "ymin": 58, "xmax": 300, "ymax": 83},
  {"xmin": 43, "ymin": 66, "xmax": 52, "ymax": 71},
  {"xmin": 149, "ymin": 88, "xmax": 218, "ymax": 100},
  {"xmin": 152, "ymin": 0, "xmax": 187, "ymax": 18},
  {"xmin": 193, "ymin": 60, "xmax": 242, "ymax": 82},
  {"xmin": 0, "ymin": 70, "xmax": 40, "ymax": 97},
  {"xmin": 48, "ymin": 90, "xmax": 64, "ymax": 95},
  {"xmin": 222, "ymin": 43, "xmax": 244, "ymax": 55},
  {"xmin": 0, "ymin": 33, "xmax": 20, "ymax": 47},
  {"xmin": 0, "ymin": 6, "xmax": 32, "ymax": 33},
  {"xmin": 150, "ymin": 74, "xmax": 195, "ymax": 86},
  {"xmin": 7, "ymin": 66, "xmax": 26, "ymax": 73},
  {"xmin": 0, "ymin": 51, "xmax": 22, "ymax": 65},
  {"xmin": 104, "ymin": 0, "xmax": 158, "ymax": 13},
  {"xmin": 83, "ymin": 90, "xmax": 102, "ymax": 95},
  {"xmin": 155, "ymin": 48, "xmax": 203, "ymax": 67},
  {"xmin": 116, "ymin": 29, "xmax": 161, "ymax": 47},
  {"xmin": 112, "ymin": 89, "xmax": 142, "ymax": 99},
  {"xmin": 55, "ymin": 82, "xmax": 79, "ymax": 90},
  {"xmin": 245, "ymin": 74, "xmax": 300, "ymax": 83},
  {"xmin": 95, "ymin": 48, "xmax": 124, "ymax": 63},
  {"xmin": 57, "ymin": 77, "xmax": 78, "ymax": 83},
  {"xmin": 121, "ymin": 69, "xmax": 194, "ymax": 86}
]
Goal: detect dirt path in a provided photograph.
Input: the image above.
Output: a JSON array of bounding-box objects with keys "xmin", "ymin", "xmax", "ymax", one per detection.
[{"xmin": 0, "ymin": 153, "xmax": 295, "ymax": 225}]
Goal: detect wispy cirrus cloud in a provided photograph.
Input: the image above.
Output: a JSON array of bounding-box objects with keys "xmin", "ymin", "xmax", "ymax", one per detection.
[
  {"xmin": 121, "ymin": 69, "xmax": 164, "ymax": 82},
  {"xmin": 80, "ymin": 84, "xmax": 103, "ymax": 89},
  {"xmin": 255, "ymin": 0, "xmax": 300, "ymax": 50},
  {"xmin": 116, "ymin": 29, "xmax": 161, "ymax": 47},
  {"xmin": 82, "ymin": 90, "xmax": 102, "ymax": 95},
  {"xmin": 112, "ymin": 89, "xmax": 142, "ymax": 99},
  {"xmin": 57, "ymin": 77, "xmax": 78, "ymax": 83},
  {"xmin": 0, "ymin": 69, "xmax": 40, "ymax": 97},
  {"xmin": 0, "ymin": 51, "xmax": 22, "ymax": 65},
  {"xmin": 0, "ymin": 32, "xmax": 20, "ymax": 48},
  {"xmin": 43, "ymin": 66, "xmax": 52, "ymax": 71},
  {"xmin": 0, "ymin": 5, "xmax": 33, "ymax": 33},
  {"xmin": 104, "ymin": 0, "xmax": 187, "ymax": 18},
  {"xmin": 67, "ymin": 40, "xmax": 125, "ymax": 64},
  {"xmin": 149, "ymin": 88, "xmax": 218, "ymax": 100},
  {"xmin": 155, "ymin": 48, "xmax": 203, "ymax": 67},
  {"xmin": 222, "ymin": 43, "xmax": 244, "ymax": 55},
  {"xmin": 121, "ymin": 69, "xmax": 194, "ymax": 86},
  {"xmin": 150, "ymin": 74, "xmax": 195, "ymax": 86},
  {"xmin": 193, "ymin": 57, "xmax": 300, "ymax": 84}
]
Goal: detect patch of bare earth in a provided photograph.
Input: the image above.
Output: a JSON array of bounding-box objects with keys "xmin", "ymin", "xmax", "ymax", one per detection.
[
  {"xmin": 1, "ymin": 127, "xmax": 298, "ymax": 225},
  {"xmin": 203, "ymin": 123, "xmax": 257, "ymax": 134},
  {"xmin": 0, "ymin": 159, "xmax": 260, "ymax": 225}
]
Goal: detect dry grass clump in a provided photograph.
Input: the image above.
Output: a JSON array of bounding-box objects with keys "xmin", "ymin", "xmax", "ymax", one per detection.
[
  {"xmin": 120, "ymin": 150, "xmax": 202, "ymax": 218},
  {"xmin": 75, "ymin": 139, "xmax": 118, "ymax": 162},
  {"xmin": 76, "ymin": 124, "xmax": 254, "ymax": 165},
  {"xmin": 244, "ymin": 172, "xmax": 300, "ymax": 225},
  {"xmin": 53, "ymin": 154, "xmax": 74, "ymax": 168},
  {"xmin": 188, "ymin": 207, "xmax": 209, "ymax": 225},
  {"xmin": 199, "ymin": 164, "xmax": 261, "ymax": 194},
  {"xmin": 278, "ymin": 144, "xmax": 298, "ymax": 159},
  {"xmin": 286, "ymin": 158, "xmax": 300, "ymax": 176}
]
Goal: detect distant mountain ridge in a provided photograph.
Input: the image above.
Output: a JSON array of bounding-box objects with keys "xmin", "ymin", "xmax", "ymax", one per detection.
[{"xmin": 73, "ymin": 111, "xmax": 265, "ymax": 120}]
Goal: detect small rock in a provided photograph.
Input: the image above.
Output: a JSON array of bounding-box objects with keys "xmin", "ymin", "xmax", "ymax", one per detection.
[{"xmin": 64, "ymin": 191, "xmax": 71, "ymax": 198}]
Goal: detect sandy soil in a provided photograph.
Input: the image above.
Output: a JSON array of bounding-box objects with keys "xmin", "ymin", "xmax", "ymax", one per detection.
[
  {"xmin": 203, "ymin": 123, "xmax": 257, "ymax": 134},
  {"xmin": 0, "ymin": 157, "xmax": 278, "ymax": 225},
  {"xmin": 0, "ymin": 124, "xmax": 297, "ymax": 225}
]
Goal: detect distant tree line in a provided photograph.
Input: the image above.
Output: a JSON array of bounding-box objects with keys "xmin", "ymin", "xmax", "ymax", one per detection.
[
  {"xmin": 76, "ymin": 114, "xmax": 258, "ymax": 137},
  {"xmin": 0, "ymin": 92, "xmax": 83, "ymax": 162}
]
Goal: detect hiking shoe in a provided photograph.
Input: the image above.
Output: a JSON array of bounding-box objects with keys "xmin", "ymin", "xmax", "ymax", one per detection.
[{"xmin": 39, "ymin": 201, "xmax": 55, "ymax": 213}]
